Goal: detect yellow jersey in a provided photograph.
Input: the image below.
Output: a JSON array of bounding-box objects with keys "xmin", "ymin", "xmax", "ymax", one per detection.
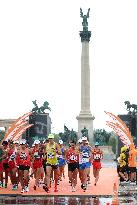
[{"xmin": 45, "ymin": 142, "xmax": 58, "ymax": 165}]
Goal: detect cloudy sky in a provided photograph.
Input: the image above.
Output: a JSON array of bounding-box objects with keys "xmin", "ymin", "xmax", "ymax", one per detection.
[{"xmin": 0, "ymin": 0, "xmax": 137, "ymax": 133}]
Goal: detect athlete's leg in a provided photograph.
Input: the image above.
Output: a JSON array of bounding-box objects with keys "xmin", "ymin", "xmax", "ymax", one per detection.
[
  {"xmin": 45, "ymin": 165, "xmax": 52, "ymax": 189},
  {"xmin": 54, "ymin": 167, "xmax": 59, "ymax": 192}
]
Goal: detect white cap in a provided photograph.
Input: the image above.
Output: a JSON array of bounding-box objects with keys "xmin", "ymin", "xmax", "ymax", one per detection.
[
  {"xmin": 59, "ymin": 140, "xmax": 63, "ymax": 144},
  {"xmin": 78, "ymin": 138, "xmax": 82, "ymax": 143},
  {"xmin": 34, "ymin": 140, "xmax": 40, "ymax": 145},
  {"xmin": 19, "ymin": 139, "xmax": 26, "ymax": 145},
  {"xmin": 14, "ymin": 140, "xmax": 19, "ymax": 144},
  {"xmin": 82, "ymin": 136, "xmax": 87, "ymax": 141}
]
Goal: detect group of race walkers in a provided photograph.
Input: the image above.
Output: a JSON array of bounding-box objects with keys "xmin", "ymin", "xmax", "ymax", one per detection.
[{"xmin": 0, "ymin": 134, "xmax": 103, "ymax": 193}]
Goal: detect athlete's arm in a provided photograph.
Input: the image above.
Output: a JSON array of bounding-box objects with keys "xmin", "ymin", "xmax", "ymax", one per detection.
[{"xmin": 55, "ymin": 143, "xmax": 61, "ymax": 155}]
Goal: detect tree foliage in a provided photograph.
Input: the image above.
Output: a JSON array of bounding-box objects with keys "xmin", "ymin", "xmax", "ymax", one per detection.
[
  {"xmin": 93, "ymin": 129, "xmax": 111, "ymax": 145},
  {"xmin": 93, "ymin": 129, "xmax": 116, "ymax": 153},
  {"xmin": 0, "ymin": 130, "xmax": 5, "ymax": 141}
]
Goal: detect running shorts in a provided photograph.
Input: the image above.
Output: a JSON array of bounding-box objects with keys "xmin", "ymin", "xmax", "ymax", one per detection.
[
  {"xmin": 68, "ymin": 163, "xmax": 79, "ymax": 172},
  {"xmin": 46, "ymin": 163, "xmax": 58, "ymax": 169},
  {"xmin": 79, "ymin": 162, "xmax": 91, "ymax": 170},
  {"xmin": 58, "ymin": 158, "xmax": 66, "ymax": 167},
  {"xmin": 19, "ymin": 165, "xmax": 30, "ymax": 171},
  {"xmin": 92, "ymin": 161, "xmax": 102, "ymax": 169}
]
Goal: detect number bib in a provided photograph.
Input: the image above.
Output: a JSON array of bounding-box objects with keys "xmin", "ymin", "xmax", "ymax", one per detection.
[
  {"xmin": 93, "ymin": 154, "xmax": 101, "ymax": 160},
  {"xmin": 48, "ymin": 153, "xmax": 54, "ymax": 159},
  {"xmin": 69, "ymin": 155, "xmax": 78, "ymax": 161}
]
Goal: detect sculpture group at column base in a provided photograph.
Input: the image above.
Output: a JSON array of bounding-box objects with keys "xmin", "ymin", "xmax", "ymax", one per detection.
[{"xmin": 76, "ymin": 112, "xmax": 95, "ymax": 144}]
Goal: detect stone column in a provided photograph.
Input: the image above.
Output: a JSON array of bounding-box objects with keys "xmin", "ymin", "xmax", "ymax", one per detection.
[{"xmin": 76, "ymin": 8, "xmax": 94, "ymax": 143}]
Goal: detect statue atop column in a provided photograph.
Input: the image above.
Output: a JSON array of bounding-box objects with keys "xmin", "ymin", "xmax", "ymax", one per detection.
[
  {"xmin": 80, "ymin": 8, "xmax": 90, "ymax": 31},
  {"xmin": 79, "ymin": 8, "xmax": 91, "ymax": 42}
]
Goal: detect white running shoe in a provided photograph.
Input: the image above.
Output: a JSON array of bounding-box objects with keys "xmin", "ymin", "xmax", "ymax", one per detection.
[
  {"xmin": 72, "ymin": 186, "xmax": 76, "ymax": 192},
  {"xmin": 25, "ymin": 186, "xmax": 29, "ymax": 192},
  {"xmin": 21, "ymin": 188, "xmax": 25, "ymax": 193}
]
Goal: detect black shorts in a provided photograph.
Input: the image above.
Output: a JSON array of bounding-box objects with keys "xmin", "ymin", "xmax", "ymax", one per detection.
[
  {"xmin": 3, "ymin": 163, "xmax": 9, "ymax": 170},
  {"xmin": 46, "ymin": 163, "xmax": 58, "ymax": 169},
  {"xmin": 129, "ymin": 167, "xmax": 136, "ymax": 173},
  {"xmin": 19, "ymin": 165, "xmax": 30, "ymax": 171},
  {"xmin": 119, "ymin": 165, "xmax": 129, "ymax": 173},
  {"xmin": 68, "ymin": 163, "xmax": 79, "ymax": 172}
]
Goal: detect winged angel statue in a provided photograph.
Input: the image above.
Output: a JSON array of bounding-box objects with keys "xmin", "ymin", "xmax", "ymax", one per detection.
[{"xmin": 80, "ymin": 8, "xmax": 90, "ymax": 31}]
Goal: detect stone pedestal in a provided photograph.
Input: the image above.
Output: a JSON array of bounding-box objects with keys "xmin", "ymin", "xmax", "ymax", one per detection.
[{"xmin": 76, "ymin": 113, "xmax": 94, "ymax": 143}]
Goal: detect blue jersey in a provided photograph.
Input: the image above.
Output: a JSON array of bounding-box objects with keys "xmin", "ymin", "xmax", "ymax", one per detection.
[
  {"xmin": 79, "ymin": 145, "xmax": 91, "ymax": 169},
  {"xmin": 57, "ymin": 147, "xmax": 66, "ymax": 167}
]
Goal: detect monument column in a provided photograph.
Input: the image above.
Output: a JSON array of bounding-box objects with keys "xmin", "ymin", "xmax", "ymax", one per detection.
[{"xmin": 76, "ymin": 8, "xmax": 94, "ymax": 143}]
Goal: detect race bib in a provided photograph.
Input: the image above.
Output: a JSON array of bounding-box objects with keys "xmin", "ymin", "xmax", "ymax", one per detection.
[
  {"xmin": 10, "ymin": 154, "xmax": 16, "ymax": 161},
  {"xmin": 82, "ymin": 152, "xmax": 89, "ymax": 158},
  {"xmin": 69, "ymin": 155, "xmax": 77, "ymax": 161},
  {"xmin": 48, "ymin": 153, "xmax": 54, "ymax": 159},
  {"xmin": 82, "ymin": 158, "xmax": 89, "ymax": 163},
  {"xmin": 57, "ymin": 155, "xmax": 63, "ymax": 159},
  {"xmin": 34, "ymin": 152, "xmax": 40, "ymax": 159},
  {"xmin": 20, "ymin": 152, "xmax": 27, "ymax": 160},
  {"xmin": 94, "ymin": 154, "xmax": 101, "ymax": 160}
]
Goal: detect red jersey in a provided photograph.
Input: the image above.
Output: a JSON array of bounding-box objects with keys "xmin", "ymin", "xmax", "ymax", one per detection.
[
  {"xmin": 2, "ymin": 148, "xmax": 9, "ymax": 164},
  {"xmin": 66, "ymin": 148, "xmax": 79, "ymax": 163},
  {"xmin": 16, "ymin": 148, "xmax": 31, "ymax": 167},
  {"xmin": 92, "ymin": 148, "xmax": 103, "ymax": 162},
  {"xmin": 8, "ymin": 148, "xmax": 16, "ymax": 170},
  {"xmin": 32, "ymin": 147, "xmax": 42, "ymax": 169}
]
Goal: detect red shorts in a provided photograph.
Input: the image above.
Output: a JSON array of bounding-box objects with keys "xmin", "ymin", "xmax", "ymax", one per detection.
[
  {"xmin": 8, "ymin": 161, "xmax": 16, "ymax": 171},
  {"xmin": 0, "ymin": 161, "xmax": 3, "ymax": 171},
  {"xmin": 93, "ymin": 161, "xmax": 101, "ymax": 169},
  {"xmin": 33, "ymin": 160, "xmax": 42, "ymax": 169}
]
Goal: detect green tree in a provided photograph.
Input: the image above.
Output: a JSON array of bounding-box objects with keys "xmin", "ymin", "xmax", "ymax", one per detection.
[
  {"xmin": 0, "ymin": 130, "xmax": 5, "ymax": 141},
  {"xmin": 93, "ymin": 129, "xmax": 111, "ymax": 145},
  {"xmin": 109, "ymin": 136, "xmax": 116, "ymax": 154},
  {"xmin": 53, "ymin": 133, "xmax": 60, "ymax": 143}
]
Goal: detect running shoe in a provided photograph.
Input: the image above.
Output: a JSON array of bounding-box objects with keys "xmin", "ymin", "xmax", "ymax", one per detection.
[
  {"xmin": 0, "ymin": 181, "xmax": 3, "ymax": 188},
  {"xmin": 72, "ymin": 186, "xmax": 76, "ymax": 192},
  {"xmin": 25, "ymin": 186, "xmax": 29, "ymax": 192},
  {"xmin": 54, "ymin": 187, "xmax": 58, "ymax": 192},
  {"xmin": 21, "ymin": 188, "xmax": 25, "ymax": 193},
  {"xmin": 43, "ymin": 185, "xmax": 49, "ymax": 193},
  {"xmin": 57, "ymin": 180, "xmax": 60, "ymax": 185},
  {"xmin": 81, "ymin": 184, "xmax": 87, "ymax": 191},
  {"xmin": 12, "ymin": 184, "xmax": 18, "ymax": 190},
  {"xmin": 33, "ymin": 185, "xmax": 36, "ymax": 190}
]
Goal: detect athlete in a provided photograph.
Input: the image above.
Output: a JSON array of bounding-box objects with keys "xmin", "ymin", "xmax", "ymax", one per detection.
[
  {"xmin": 57, "ymin": 139, "xmax": 66, "ymax": 182},
  {"xmin": 43, "ymin": 134, "xmax": 61, "ymax": 192},
  {"xmin": 16, "ymin": 139, "xmax": 31, "ymax": 193},
  {"xmin": 8, "ymin": 140, "xmax": 18, "ymax": 190},
  {"xmin": 78, "ymin": 136, "xmax": 92, "ymax": 191},
  {"xmin": 31, "ymin": 140, "xmax": 43, "ymax": 190},
  {"xmin": 66, "ymin": 140, "xmax": 79, "ymax": 192},
  {"xmin": 2, "ymin": 141, "xmax": 9, "ymax": 188},
  {"xmin": 92, "ymin": 142, "xmax": 103, "ymax": 186},
  {"xmin": 0, "ymin": 145, "xmax": 3, "ymax": 187}
]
